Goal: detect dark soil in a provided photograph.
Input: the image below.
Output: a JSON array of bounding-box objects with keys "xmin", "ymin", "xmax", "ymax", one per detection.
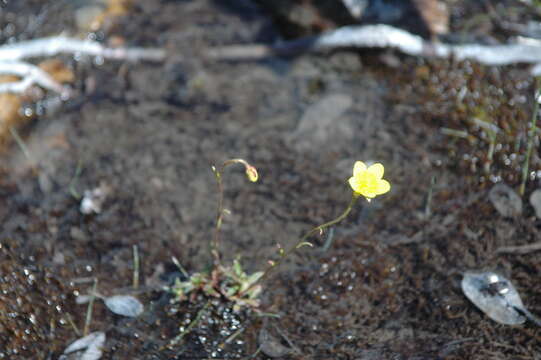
[{"xmin": 1, "ymin": 0, "xmax": 541, "ymax": 359}]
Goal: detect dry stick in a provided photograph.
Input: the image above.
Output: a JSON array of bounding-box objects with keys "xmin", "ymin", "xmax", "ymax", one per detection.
[
  {"xmin": 208, "ymin": 24, "xmax": 541, "ymax": 75},
  {"xmin": 0, "ymin": 36, "xmax": 166, "ymax": 62},
  {"xmin": 440, "ymin": 127, "xmax": 470, "ymax": 139},
  {"xmin": 132, "ymin": 244, "xmax": 140, "ymax": 289},
  {"xmin": 0, "ymin": 61, "xmax": 67, "ymax": 95},
  {"xmin": 496, "ymin": 241, "xmax": 541, "ymax": 254},
  {"xmin": 273, "ymin": 324, "xmax": 301, "ymax": 355},
  {"xmin": 519, "ymin": 77, "xmax": 540, "ymax": 196},
  {"xmin": 9, "ymin": 126, "xmax": 34, "ymax": 165},
  {"xmin": 171, "ymin": 255, "xmax": 189, "ymax": 278},
  {"xmin": 9, "ymin": 126, "xmax": 42, "ymax": 177},
  {"xmin": 0, "ymin": 37, "xmax": 165, "ymax": 95},
  {"xmin": 65, "ymin": 313, "xmax": 81, "ymax": 337},
  {"xmin": 239, "ymin": 193, "xmax": 359, "ymax": 297},
  {"xmin": 83, "ymin": 278, "xmax": 98, "ymax": 336},
  {"xmin": 424, "ymin": 175, "xmax": 437, "ymax": 219}
]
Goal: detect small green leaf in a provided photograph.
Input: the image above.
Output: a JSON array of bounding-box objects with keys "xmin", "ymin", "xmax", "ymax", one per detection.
[
  {"xmin": 245, "ymin": 285, "xmax": 262, "ymax": 300},
  {"xmin": 240, "ymin": 272, "xmax": 263, "ymax": 293},
  {"xmin": 203, "ymin": 283, "xmax": 219, "ymax": 297},
  {"xmin": 233, "ymin": 258, "xmax": 243, "ymax": 277},
  {"xmin": 225, "ymin": 285, "xmax": 240, "ymax": 297},
  {"xmin": 246, "ymin": 271, "xmax": 263, "ymax": 286},
  {"xmin": 190, "ymin": 274, "xmax": 203, "ymax": 286}
]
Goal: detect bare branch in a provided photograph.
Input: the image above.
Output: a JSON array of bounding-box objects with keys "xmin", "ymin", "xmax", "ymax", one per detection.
[
  {"xmin": 0, "ymin": 36, "xmax": 166, "ymax": 95},
  {"xmin": 0, "ymin": 61, "xmax": 69, "ymax": 95},
  {"xmin": 0, "ymin": 36, "xmax": 166, "ymax": 62},
  {"xmin": 208, "ymin": 24, "xmax": 541, "ymax": 74}
]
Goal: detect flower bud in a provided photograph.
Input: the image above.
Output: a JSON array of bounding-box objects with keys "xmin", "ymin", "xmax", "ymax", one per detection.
[{"xmin": 245, "ymin": 165, "xmax": 258, "ymax": 182}]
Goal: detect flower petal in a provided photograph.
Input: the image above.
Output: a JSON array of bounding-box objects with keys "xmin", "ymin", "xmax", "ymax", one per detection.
[
  {"xmin": 376, "ymin": 179, "xmax": 390, "ymax": 195},
  {"xmin": 353, "ymin": 161, "xmax": 367, "ymax": 176},
  {"xmin": 348, "ymin": 177, "xmax": 360, "ymax": 193},
  {"xmin": 367, "ymin": 163, "xmax": 384, "ymax": 178}
]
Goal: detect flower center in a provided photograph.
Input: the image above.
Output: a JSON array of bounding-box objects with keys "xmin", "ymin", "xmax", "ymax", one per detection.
[{"xmin": 358, "ymin": 173, "xmax": 378, "ymax": 192}]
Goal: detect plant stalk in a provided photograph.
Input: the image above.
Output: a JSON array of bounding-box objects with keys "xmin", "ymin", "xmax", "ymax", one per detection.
[
  {"xmin": 520, "ymin": 77, "xmax": 540, "ymax": 196},
  {"xmin": 239, "ymin": 193, "xmax": 359, "ymax": 296},
  {"xmin": 212, "ymin": 159, "xmax": 254, "ymax": 266}
]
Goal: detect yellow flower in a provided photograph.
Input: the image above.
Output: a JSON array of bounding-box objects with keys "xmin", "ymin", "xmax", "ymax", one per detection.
[{"xmin": 348, "ymin": 161, "xmax": 390, "ymax": 199}]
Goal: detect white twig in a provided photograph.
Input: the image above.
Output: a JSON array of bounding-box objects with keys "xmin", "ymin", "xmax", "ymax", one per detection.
[
  {"xmin": 0, "ymin": 76, "xmax": 34, "ymax": 94},
  {"xmin": 0, "ymin": 61, "xmax": 69, "ymax": 96},
  {"xmin": 312, "ymin": 24, "xmax": 426, "ymax": 56},
  {"xmin": 316, "ymin": 25, "xmax": 541, "ymax": 66},
  {"xmin": 208, "ymin": 24, "xmax": 541, "ymax": 75},
  {"xmin": 0, "ymin": 36, "xmax": 166, "ymax": 95},
  {"xmin": 0, "ymin": 36, "xmax": 166, "ymax": 62}
]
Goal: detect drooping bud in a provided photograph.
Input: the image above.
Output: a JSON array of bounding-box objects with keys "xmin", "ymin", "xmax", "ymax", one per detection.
[{"xmin": 245, "ymin": 165, "xmax": 258, "ymax": 182}]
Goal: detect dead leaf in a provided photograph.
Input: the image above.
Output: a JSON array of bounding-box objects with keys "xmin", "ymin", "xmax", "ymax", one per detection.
[{"xmin": 39, "ymin": 59, "xmax": 74, "ymax": 84}]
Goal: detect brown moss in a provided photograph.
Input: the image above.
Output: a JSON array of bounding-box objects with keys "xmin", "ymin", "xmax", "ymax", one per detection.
[
  {"xmin": 389, "ymin": 59, "xmax": 535, "ymax": 191},
  {"xmin": 0, "ymin": 239, "xmax": 74, "ymax": 358}
]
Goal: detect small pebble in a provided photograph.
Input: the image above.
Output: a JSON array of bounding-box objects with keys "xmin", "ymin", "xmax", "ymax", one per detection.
[
  {"xmin": 462, "ymin": 271, "xmax": 525, "ymax": 325},
  {"xmin": 488, "ymin": 183, "xmax": 522, "ymax": 218},
  {"xmin": 342, "ymin": 0, "xmax": 369, "ymax": 19},
  {"xmin": 80, "ymin": 183, "xmax": 111, "ymax": 214},
  {"xmin": 70, "ymin": 226, "xmax": 87, "ymax": 241},
  {"xmin": 61, "ymin": 331, "xmax": 105, "ymax": 360},
  {"xmin": 104, "ymin": 295, "xmax": 144, "ymax": 317},
  {"xmin": 529, "ymin": 189, "xmax": 541, "ymax": 218},
  {"xmin": 258, "ymin": 328, "xmax": 292, "ymax": 358}
]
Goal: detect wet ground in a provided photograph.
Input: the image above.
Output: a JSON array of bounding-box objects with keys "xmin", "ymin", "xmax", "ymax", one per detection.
[{"xmin": 1, "ymin": 0, "xmax": 541, "ymax": 359}]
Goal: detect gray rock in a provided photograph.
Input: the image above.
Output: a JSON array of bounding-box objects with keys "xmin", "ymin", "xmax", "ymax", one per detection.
[
  {"xmin": 258, "ymin": 328, "xmax": 292, "ymax": 358},
  {"xmin": 288, "ymin": 93, "xmax": 353, "ymax": 152}
]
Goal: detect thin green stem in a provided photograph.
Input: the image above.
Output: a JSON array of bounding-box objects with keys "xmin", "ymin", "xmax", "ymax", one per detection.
[
  {"xmin": 212, "ymin": 166, "xmax": 225, "ymax": 265},
  {"xmin": 520, "ymin": 77, "xmax": 540, "ymax": 196},
  {"xmin": 212, "ymin": 159, "xmax": 254, "ymax": 266},
  {"xmin": 300, "ymin": 193, "xmax": 359, "ymax": 240},
  {"xmin": 239, "ymin": 193, "xmax": 359, "ymax": 296},
  {"xmin": 166, "ymin": 301, "xmax": 211, "ymax": 349}
]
